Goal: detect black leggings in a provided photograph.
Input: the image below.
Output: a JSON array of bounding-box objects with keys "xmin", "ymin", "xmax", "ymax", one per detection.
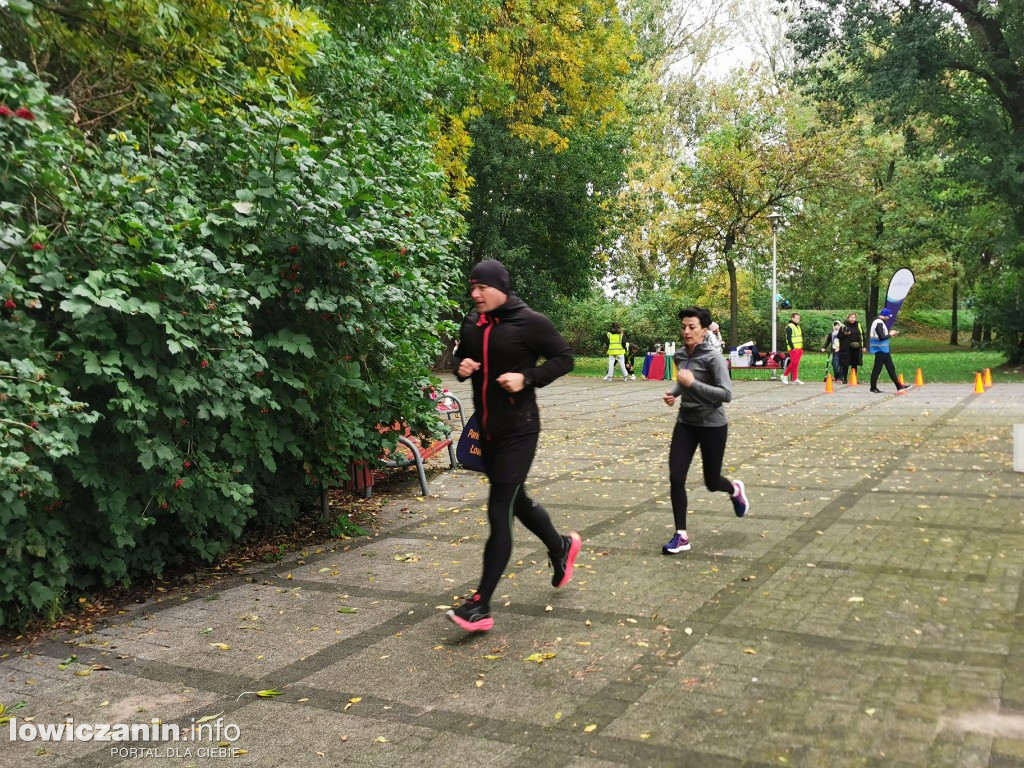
[
  {"xmin": 870, "ymin": 350, "xmax": 899, "ymax": 388},
  {"xmin": 668, "ymin": 422, "xmax": 734, "ymax": 530},
  {"xmin": 477, "ymin": 483, "xmax": 562, "ymax": 605}
]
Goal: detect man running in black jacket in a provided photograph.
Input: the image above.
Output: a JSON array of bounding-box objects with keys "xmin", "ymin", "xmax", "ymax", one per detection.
[{"xmin": 447, "ymin": 260, "xmax": 581, "ymax": 632}]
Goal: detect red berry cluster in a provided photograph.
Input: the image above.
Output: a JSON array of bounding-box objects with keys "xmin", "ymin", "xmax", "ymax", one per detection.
[
  {"xmin": 0, "ymin": 105, "xmax": 35, "ymax": 120},
  {"xmin": 279, "ymin": 261, "xmax": 302, "ymax": 294}
]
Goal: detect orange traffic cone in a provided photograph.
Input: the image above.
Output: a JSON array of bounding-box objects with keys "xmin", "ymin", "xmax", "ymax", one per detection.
[
  {"xmin": 984, "ymin": 368, "xmax": 993, "ymax": 388},
  {"xmin": 849, "ymin": 368, "xmax": 859, "ymax": 387},
  {"xmin": 898, "ymin": 373, "xmax": 905, "ymax": 387},
  {"xmin": 974, "ymin": 372, "xmax": 985, "ymax": 394},
  {"xmin": 915, "ymin": 368, "xmax": 924, "ymax": 387},
  {"xmin": 824, "ymin": 374, "xmax": 834, "ymax": 394}
]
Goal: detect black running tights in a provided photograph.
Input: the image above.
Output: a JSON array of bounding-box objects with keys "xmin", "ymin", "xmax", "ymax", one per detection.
[
  {"xmin": 668, "ymin": 422, "xmax": 734, "ymax": 531},
  {"xmin": 477, "ymin": 483, "xmax": 562, "ymax": 606},
  {"xmin": 870, "ymin": 350, "xmax": 899, "ymax": 388}
]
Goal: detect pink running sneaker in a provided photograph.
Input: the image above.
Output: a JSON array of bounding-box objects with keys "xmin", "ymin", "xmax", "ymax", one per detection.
[
  {"xmin": 551, "ymin": 532, "xmax": 582, "ymax": 588},
  {"xmin": 446, "ymin": 593, "xmax": 493, "ymax": 632}
]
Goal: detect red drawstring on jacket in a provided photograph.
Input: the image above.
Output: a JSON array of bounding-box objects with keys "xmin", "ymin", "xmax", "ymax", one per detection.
[{"xmin": 476, "ymin": 314, "xmax": 499, "ymax": 434}]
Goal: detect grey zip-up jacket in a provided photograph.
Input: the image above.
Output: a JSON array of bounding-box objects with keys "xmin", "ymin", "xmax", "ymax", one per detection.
[{"xmin": 669, "ymin": 341, "xmax": 732, "ymax": 427}]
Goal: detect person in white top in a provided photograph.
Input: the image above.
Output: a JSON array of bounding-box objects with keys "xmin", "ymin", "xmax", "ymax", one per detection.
[{"xmin": 707, "ymin": 321, "xmax": 725, "ymax": 353}]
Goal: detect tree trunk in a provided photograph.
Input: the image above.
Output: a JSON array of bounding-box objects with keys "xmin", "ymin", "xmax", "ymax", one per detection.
[
  {"xmin": 867, "ymin": 281, "xmax": 880, "ymax": 322},
  {"xmin": 867, "ymin": 158, "xmax": 896, "ymax": 321},
  {"xmin": 435, "ymin": 336, "xmax": 457, "ymax": 372},
  {"xmin": 724, "ymin": 230, "xmax": 739, "ymax": 348},
  {"xmin": 969, "ymin": 248, "xmax": 994, "ymax": 348},
  {"xmin": 950, "ymin": 281, "xmax": 959, "ymax": 346}
]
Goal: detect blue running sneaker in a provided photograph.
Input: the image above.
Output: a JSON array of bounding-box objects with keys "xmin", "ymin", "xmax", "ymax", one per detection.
[
  {"xmin": 662, "ymin": 532, "xmax": 690, "ymax": 554},
  {"xmin": 731, "ymin": 480, "xmax": 750, "ymax": 517}
]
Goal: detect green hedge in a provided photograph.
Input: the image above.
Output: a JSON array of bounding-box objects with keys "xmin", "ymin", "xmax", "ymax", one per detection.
[
  {"xmin": 0, "ymin": 54, "xmax": 461, "ymax": 628},
  {"xmin": 553, "ymin": 295, "xmax": 980, "ymax": 359},
  {"xmin": 551, "ymin": 291, "xmax": 688, "ymax": 356}
]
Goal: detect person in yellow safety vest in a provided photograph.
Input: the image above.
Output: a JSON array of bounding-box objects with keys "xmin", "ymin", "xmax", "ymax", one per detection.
[
  {"xmin": 781, "ymin": 312, "xmax": 805, "ymax": 385},
  {"xmin": 604, "ymin": 322, "xmax": 630, "ymax": 381}
]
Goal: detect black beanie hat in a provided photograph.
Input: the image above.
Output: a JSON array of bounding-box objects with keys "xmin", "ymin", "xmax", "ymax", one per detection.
[{"xmin": 469, "ymin": 259, "xmax": 511, "ymax": 295}]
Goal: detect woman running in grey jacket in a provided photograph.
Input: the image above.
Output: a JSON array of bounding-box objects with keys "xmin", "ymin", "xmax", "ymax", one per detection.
[{"xmin": 661, "ymin": 307, "xmax": 750, "ymax": 553}]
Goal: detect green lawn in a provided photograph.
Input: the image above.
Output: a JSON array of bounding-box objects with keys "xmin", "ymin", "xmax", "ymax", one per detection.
[{"xmin": 570, "ymin": 348, "xmax": 1019, "ymax": 384}]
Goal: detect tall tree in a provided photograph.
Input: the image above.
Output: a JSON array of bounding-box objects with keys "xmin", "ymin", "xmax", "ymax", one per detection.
[
  {"xmin": 463, "ymin": 115, "xmax": 630, "ymax": 313},
  {"xmin": 658, "ymin": 73, "xmax": 846, "ymax": 345},
  {"xmin": 788, "ymin": 0, "xmax": 1024, "ymax": 361},
  {"xmin": 599, "ymin": 0, "xmax": 751, "ymax": 297},
  {"xmin": 457, "ymin": 0, "xmax": 643, "ymax": 310}
]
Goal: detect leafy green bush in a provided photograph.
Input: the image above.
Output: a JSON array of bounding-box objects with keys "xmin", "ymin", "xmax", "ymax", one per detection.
[
  {"xmin": 551, "ymin": 290, "xmax": 685, "ymax": 356},
  {"xmin": 0, "ymin": 54, "xmax": 461, "ymax": 628},
  {"xmin": 975, "ymin": 258, "xmax": 1024, "ymax": 362},
  {"xmin": 554, "ymin": 290, "xmax": 985, "ymax": 361},
  {"xmin": 901, "ymin": 308, "xmax": 975, "ymax": 335}
]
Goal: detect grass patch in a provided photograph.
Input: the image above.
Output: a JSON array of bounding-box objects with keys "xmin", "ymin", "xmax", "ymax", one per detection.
[{"xmin": 569, "ymin": 348, "xmax": 1020, "ymax": 384}]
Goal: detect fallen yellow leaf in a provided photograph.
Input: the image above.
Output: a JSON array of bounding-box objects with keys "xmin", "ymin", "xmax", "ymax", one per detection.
[{"xmin": 524, "ymin": 653, "xmax": 557, "ymax": 663}]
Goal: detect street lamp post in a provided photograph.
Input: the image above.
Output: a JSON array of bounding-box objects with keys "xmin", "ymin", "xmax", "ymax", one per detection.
[{"xmin": 768, "ymin": 211, "xmax": 784, "ymax": 380}]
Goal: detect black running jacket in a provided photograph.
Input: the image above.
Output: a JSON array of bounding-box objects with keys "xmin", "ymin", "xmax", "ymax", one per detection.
[{"xmin": 454, "ymin": 295, "xmax": 574, "ymax": 439}]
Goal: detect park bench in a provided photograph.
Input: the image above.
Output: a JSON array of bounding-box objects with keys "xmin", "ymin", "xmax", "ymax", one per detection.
[
  {"xmin": 337, "ymin": 392, "xmax": 466, "ymax": 502},
  {"xmin": 433, "ymin": 389, "xmax": 465, "ymax": 425},
  {"xmin": 727, "ymin": 358, "xmax": 783, "ymax": 379}
]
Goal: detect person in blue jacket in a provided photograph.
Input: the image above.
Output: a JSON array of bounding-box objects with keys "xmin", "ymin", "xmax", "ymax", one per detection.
[
  {"xmin": 869, "ymin": 308, "xmax": 913, "ymax": 394},
  {"xmin": 448, "ymin": 260, "xmax": 581, "ymax": 632}
]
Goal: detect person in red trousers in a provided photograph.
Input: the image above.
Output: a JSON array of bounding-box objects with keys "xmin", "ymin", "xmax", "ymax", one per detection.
[{"xmin": 781, "ymin": 312, "xmax": 805, "ymax": 385}]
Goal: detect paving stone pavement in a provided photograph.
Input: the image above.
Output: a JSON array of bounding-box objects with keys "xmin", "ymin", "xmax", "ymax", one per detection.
[{"xmin": 3, "ymin": 376, "xmax": 1024, "ymax": 767}]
